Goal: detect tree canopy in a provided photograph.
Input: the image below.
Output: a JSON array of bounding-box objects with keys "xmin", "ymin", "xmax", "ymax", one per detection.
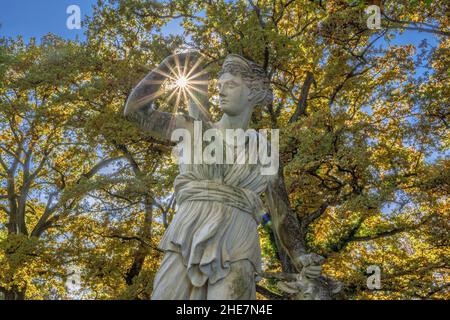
[{"xmin": 0, "ymin": 0, "xmax": 448, "ymax": 300}]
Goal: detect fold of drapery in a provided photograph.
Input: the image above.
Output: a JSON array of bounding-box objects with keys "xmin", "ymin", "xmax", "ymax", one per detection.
[
  {"xmin": 174, "ymin": 171, "xmax": 266, "ymax": 224},
  {"xmin": 158, "ymin": 160, "xmax": 268, "ymax": 289},
  {"xmin": 158, "ymin": 200, "xmax": 262, "ymax": 286}
]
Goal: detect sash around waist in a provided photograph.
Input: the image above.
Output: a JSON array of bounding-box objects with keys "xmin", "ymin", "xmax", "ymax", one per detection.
[{"xmin": 174, "ymin": 177, "xmax": 265, "ymax": 224}]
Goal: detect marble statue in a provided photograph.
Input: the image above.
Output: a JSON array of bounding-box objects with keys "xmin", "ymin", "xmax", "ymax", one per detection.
[{"xmin": 123, "ymin": 52, "xmax": 325, "ymax": 300}]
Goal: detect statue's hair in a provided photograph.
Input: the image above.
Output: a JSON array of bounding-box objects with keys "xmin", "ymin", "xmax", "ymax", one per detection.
[{"xmin": 218, "ymin": 54, "xmax": 273, "ymax": 107}]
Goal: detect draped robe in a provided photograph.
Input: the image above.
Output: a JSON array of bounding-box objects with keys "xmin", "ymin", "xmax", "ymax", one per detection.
[{"xmin": 151, "ymin": 126, "xmax": 272, "ymax": 299}]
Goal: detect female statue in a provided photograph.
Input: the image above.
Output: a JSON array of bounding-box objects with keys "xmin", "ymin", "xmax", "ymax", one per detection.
[{"xmin": 123, "ymin": 52, "xmax": 323, "ymax": 300}]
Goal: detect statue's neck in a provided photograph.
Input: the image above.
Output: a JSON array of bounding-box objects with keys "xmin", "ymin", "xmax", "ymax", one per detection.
[{"xmin": 217, "ymin": 109, "xmax": 252, "ymax": 131}]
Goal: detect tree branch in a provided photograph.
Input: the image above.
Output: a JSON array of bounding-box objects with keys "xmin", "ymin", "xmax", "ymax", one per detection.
[
  {"xmin": 256, "ymin": 284, "xmax": 284, "ymax": 300},
  {"xmin": 289, "ymin": 72, "xmax": 314, "ymax": 123},
  {"xmin": 382, "ymin": 13, "xmax": 450, "ymax": 37},
  {"xmin": 31, "ymin": 156, "xmax": 124, "ymax": 237}
]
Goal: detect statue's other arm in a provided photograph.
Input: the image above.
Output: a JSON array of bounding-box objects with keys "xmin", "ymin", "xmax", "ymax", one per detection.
[{"xmin": 265, "ymin": 175, "xmax": 324, "ymax": 278}]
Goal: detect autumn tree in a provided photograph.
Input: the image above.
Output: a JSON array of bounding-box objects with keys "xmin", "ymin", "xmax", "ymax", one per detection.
[
  {"xmin": 96, "ymin": 0, "xmax": 448, "ymax": 299},
  {"xmin": 1, "ymin": 0, "xmax": 448, "ymax": 300}
]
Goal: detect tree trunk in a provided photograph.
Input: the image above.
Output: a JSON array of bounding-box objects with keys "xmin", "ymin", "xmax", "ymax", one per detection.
[{"xmin": 1, "ymin": 286, "xmax": 26, "ymax": 300}]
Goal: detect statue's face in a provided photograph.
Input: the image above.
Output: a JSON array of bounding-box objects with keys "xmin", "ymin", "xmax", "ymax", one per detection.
[{"xmin": 218, "ymin": 72, "xmax": 251, "ymax": 116}]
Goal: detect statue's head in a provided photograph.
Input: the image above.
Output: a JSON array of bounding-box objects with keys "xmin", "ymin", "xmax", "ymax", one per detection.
[{"xmin": 217, "ymin": 54, "xmax": 272, "ymax": 116}]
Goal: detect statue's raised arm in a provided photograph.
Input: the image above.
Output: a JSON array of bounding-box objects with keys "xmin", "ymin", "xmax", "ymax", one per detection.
[{"xmin": 124, "ymin": 51, "xmax": 209, "ymax": 141}]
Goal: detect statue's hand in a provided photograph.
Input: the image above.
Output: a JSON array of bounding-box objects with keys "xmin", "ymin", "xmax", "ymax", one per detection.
[
  {"xmin": 293, "ymin": 253, "xmax": 325, "ymax": 279},
  {"xmin": 160, "ymin": 50, "xmax": 210, "ymax": 121},
  {"xmin": 125, "ymin": 50, "xmax": 206, "ymax": 117},
  {"xmin": 159, "ymin": 50, "xmax": 203, "ymax": 74}
]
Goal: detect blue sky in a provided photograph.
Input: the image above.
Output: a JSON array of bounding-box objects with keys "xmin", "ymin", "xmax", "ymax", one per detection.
[
  {"xmin": 0, "ymin": 0, "xmax": 95, "ymax": 41},
  {"xmin": 1, "ymin": 1, "xmax": 438, "ymax": 43},
  {"xmin": 0, "ymin": 0, "xmax": 437, "ymax": 47},
  {"xmin": 0, "ymin": 0, "xmax": 184, "ymax": 41}
]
